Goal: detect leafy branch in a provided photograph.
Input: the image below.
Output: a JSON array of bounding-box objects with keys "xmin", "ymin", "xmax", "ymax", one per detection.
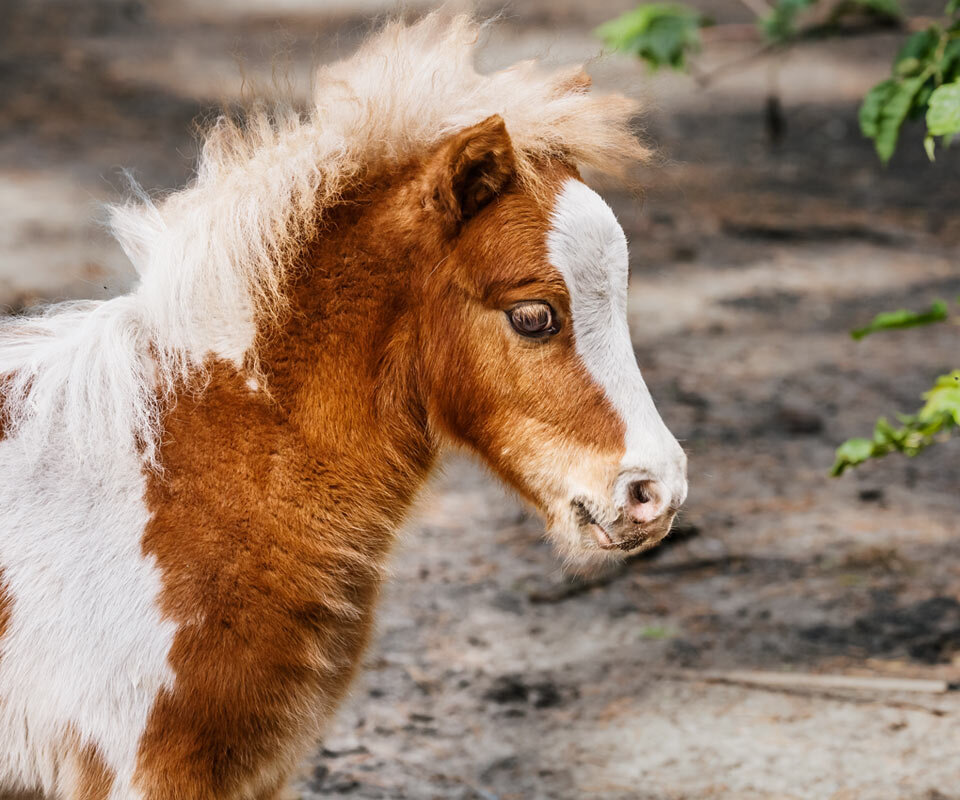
[
  {"xmin": 596, "ymin": 4, "xmax": 709, "ymax": 71},
  {"xmin": 597, "ymin": 0, "xmax": 960, "ymax": 161},
  {"xmin": 860, "ymin": 15, "xmax": 960, "ymax": 162},
  {"xmin": 831, "ymin": 299, "xmax": 958, "ymax": 473},
  {"xmin": 831, "ymin": 370, "xmax": 960, "ymax": 474},
  {"xmin": 850, "ymin": 300, "xmax": 949, "ymax": 340}
]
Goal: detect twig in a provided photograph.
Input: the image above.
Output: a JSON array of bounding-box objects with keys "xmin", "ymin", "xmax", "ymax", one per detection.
[
  {"xmin": 668, "ymin": 668, "xmax": 954, "ymax": 694},
  {"xmin": 655, "ymin": 669, "xmax": 954, "ymax": 716},
  {"xmin": 737, "ymin": 0, "xmax": 774, "ymax": 19},
  {"xmin": 689, "ymin": 14, "xmax": 929, "ymax": 89},
  {"xmin": 689, "ymin": 43, "xmax": 781, "ymax": 88}
]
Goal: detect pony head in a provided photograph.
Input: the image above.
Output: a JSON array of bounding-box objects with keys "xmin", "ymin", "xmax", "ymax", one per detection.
[
  {"xmin": 91, "ymin": 13, "xmax": 687, "ymax": 570},
  {"xmin": 412, "ymin": 115, "xmax": 688, "ymax": 567}
]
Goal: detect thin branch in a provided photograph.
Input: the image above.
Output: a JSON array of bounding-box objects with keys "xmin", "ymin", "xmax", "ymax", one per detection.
[
  {"xmin": 689, "ymin": 42, "xmax": 782, "ymax": 88},
  {"xmin": 670, "ymin": 669, "xmax": 954, "ymax": 694},
  {"xmin": 653, "ymin": 670, "xmax": 953, "ymax": 716},
  {"xmin": 689, "ymin": 14, "xmax": 931, "ymax": 89},
  {"xmin": 737, "ymin": 0, "xmax": 775, "ymax": 19}
]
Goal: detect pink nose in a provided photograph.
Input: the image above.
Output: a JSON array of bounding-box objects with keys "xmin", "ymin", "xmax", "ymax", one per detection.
[{"xmin": 626, "ymin": 479, "xmax": 668, "ymax": 524}]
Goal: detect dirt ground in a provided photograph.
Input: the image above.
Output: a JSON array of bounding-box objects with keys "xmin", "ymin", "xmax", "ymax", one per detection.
[{"xmin": 2, "ymin": 1, "xmax": 960, "ymax": 798}]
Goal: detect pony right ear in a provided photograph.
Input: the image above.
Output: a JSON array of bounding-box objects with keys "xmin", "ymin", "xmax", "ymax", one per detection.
[{"xmin": 421, "ymin": 115, "xmax": 516, "ymax": 233}]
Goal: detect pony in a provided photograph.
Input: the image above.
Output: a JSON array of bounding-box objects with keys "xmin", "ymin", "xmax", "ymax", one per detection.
[{"xmin": 0, "ymin": 13, "xmax": 687, "ymax": 800}]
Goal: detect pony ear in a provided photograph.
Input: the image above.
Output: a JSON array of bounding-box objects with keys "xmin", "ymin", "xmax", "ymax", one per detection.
[{"xmin": 422, "ymin": 114, "xmax": 516, "ymax": 232}]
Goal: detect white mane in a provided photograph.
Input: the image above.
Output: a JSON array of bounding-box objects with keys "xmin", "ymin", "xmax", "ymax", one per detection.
[{"xmin": 0, "ymin": 12, "xmax": 647, "ymax": 468}]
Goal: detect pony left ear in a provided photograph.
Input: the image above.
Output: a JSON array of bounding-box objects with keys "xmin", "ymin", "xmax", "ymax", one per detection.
[{"xmin": 422, "ymin": 114, "xmax": 516, "ymax": 232}]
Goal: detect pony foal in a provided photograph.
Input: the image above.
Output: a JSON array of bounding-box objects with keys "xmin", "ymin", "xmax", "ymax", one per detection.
[{"xmin": 0, "ymin": 14, "xmax": 687, "ymax": 800}]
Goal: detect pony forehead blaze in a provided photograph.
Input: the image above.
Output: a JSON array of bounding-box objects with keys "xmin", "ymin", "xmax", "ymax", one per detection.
[{"xmin": 0, "ymin": 13, "xmax": 686, "ymax": 800}]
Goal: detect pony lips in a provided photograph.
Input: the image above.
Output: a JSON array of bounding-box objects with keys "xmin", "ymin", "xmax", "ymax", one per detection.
[
  {"xmin": 572, "ymin": 498, "xmax": 668, "ymax": 552},
  {"xmin": 572, "ymin": 498, "xmax": 617, "ymax": 549}
]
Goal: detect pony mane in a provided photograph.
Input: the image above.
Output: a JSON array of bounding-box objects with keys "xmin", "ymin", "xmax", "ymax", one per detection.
[{"xmin": 0, "ymin": 12, "xmax": 649, "ymax": 468}]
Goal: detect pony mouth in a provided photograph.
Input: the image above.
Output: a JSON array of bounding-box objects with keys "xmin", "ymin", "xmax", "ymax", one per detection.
[
  {"xmin": 571, "ymin": 499, "xmax": 670, "ymax": 552},
  {"xmin": 571, "ymin": 499, "xmax": 631, "ymax": 551}
]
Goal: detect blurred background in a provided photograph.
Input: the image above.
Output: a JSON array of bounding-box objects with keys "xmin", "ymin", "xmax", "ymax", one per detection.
[{"xmin": 2, "ymin": 1, "xmax": 959, "ymax": 797}]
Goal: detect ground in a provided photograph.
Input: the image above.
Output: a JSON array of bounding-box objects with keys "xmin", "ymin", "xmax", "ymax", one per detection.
[{"xmin": 2, "ymin": 1, "xmax": 959, "ymax": 798}]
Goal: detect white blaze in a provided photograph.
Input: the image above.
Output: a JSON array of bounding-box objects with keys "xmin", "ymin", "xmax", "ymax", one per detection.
[{"xmin": 546, "ymin": 178, "xmax": 687, "ymax": 509}]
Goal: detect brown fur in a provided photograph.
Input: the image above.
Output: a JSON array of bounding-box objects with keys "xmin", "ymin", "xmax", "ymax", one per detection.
[
  {"xmin": 66, "ymin": 742, "xmax": 114, "ymax": 800},
  {"xmin": 0, "ymin": 379, "xmax": 8, "ymax": 442},
  {"xmin": 418, "ymin": 161, "xmax": 625, "ymax": 503},
  {"xmin": 133, "ymin": 121, "xmax": 625, "ymax": 798},
  {"xmin": 0, "ymin": 570, "xmax": 9, "ymax": 644},
  {"xmin": 0, "ymin": 573, "xmax": 25, "ymax": 800}
]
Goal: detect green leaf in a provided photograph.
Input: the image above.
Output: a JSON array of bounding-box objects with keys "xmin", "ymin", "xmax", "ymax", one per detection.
[
  {"xmin": 761, "ymin": 0, "xmax": 817, "ymax": 42},
  {"xmin": 895, "ymin": 28, "xmax": 941, "ymax": 69},
  {"xmin": 639, "ymin": 625, "xmax": 675, "ymax": 639},
  {"xmin": 859, "ymin": 79, "xmax": 896, "ymax": 139},
  {"xmin": 948, "ymin": 0, "xmax": 959, "ymax": 15},
  {"xmin": 911, "ymin": 80, "xmax": 935, "ymax": 119},
  {"xmin": 939, "ymin": 38, "xmax": 960, "ymax": 82},
  {"xmin": 919, "ymin": 370, "xmax": 960, "ymax": 425},
  {"xmin": 852, "ymin": 0, "xmax": 902, "ymax": 17},
  {"xmin": 850, "ymin": 300, "xmax": 949, "ymax": 339},
  {"xmin": 829, "ymin": 0, "xmax": 902, "ymax": 26},
  {"xmin": 926, "ymin": 81, "xmax": 960, "ymax": 137},
  {"xmin": 895, "ymin": 57, "xmax": 924, "ymax": 78},
  {"xmin": 830, "ymin": 438, "xmax": 876, "ymax": 475},
  {"xmin": 925, "ymin": 132, "xmax": 937, "ymax": 159},
  {"xmin": 859, "ymin": 75, "xmax": 929, "ymax": 162},
  {"xmin": 596, "ymin": 4, "xmax": 705, "ymax": 71},
  {"xmin": 856, "ymin": 24, "xmax": 945, "ymax": 159}
]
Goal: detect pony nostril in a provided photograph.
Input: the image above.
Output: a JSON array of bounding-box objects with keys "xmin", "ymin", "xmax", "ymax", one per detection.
[
  {"xmin": 630, "ymin": 480, "xmax": 651, "ymax": 506},
  {"xmin": 625, "ymin": 479, "xmax": 664, "ymax": 524}
]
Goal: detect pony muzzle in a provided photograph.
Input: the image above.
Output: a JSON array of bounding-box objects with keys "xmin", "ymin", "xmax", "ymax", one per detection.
[{"xmin": 572, "ymin": 469, "xmax": 686, "ymax": 554}]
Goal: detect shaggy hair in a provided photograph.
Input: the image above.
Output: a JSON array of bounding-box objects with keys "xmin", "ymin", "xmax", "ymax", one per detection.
[{"xmin": 0, "ymin": 12, "xmax": 648, "ymax": 468}]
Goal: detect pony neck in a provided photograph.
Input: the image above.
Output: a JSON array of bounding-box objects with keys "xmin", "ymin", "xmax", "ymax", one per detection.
[{"xmin": 256, "ymin": 184, "xmax": 438, "ymax": 546}]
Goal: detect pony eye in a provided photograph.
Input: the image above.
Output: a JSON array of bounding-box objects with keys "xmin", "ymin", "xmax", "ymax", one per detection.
[{"xmin": 507, "ymin": 302, "xmax": 558, "ymax": 339}]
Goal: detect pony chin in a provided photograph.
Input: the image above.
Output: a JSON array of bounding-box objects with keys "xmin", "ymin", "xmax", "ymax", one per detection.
[
  {"xmin": 543, "ymin": 506, "xmax": 630, "ymax": 573},
  {"xmin": 543, "ymin": 501, "xmax": 678, "ymax": 574}
]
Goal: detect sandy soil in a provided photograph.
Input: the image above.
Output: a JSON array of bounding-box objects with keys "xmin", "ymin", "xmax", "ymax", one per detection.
[{"xmin": 2, "ymin": 1, "xmax": 959, "ymax": 798}]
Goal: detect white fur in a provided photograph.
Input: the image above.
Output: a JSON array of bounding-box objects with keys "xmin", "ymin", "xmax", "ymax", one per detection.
[
  {"xmin": 0, "ymin": 297, "xmax": 177, "ymax": 795},
  {"xmin": 546, "ymin": 179, "xmax": 688, "ymax": 512}
]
